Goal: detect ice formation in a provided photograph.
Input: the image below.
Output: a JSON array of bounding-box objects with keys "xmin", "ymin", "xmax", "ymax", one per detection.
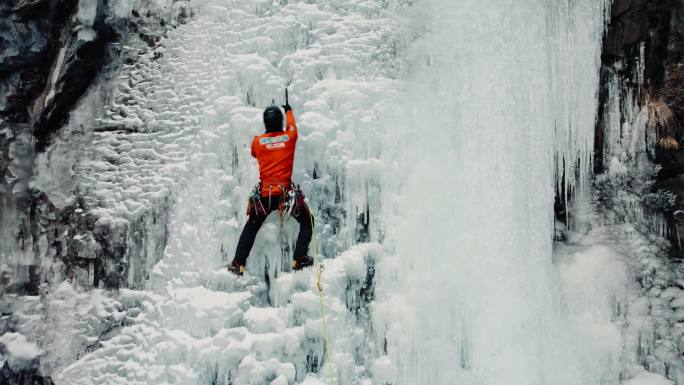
[
  {"xmin": 47, "ymin": 0, "xmax": 401, "ymax": 383},
  {"xmin": 372, "ymin": 0, "xmax": 610, "ymax": 384},
  {"xmin": 8, "ymin": 0, "xmax": 683, "ymax": 384}
]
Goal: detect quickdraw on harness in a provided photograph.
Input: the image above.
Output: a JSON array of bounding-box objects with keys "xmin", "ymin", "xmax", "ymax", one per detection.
[
  {"xmin": 246, "ymin": 185, "xmax": 267, "ymax": 216},
  {"xmin": 246, "ymin": 182, "xmax": 305, "ymax": 225}
]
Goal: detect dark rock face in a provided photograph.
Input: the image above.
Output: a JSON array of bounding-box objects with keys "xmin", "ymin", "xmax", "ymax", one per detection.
[
  {"xmin": 25, "ymin": 196, "xmax": 171, "ymax": 289},
  {"xmin": 0, "ymin": 0, "xmax": 119, "ymax": 148},
  {"xmin": 590, "ymin": 0, "xmax": 684, "ymax": 252},
  {"xmin": 0, "ymin": 0, "xmax": 77, "ymax": 124},
  {"xmin": 594, "ymin": 0, "xmax": 682, "ymax": 170},
  {"xmin": 651, "ymin": 5, "xmax": 684, "ymax": 249},
  {"xmin": 0, "ymin": 361, "xmax": 54, "ymax": 385},
  {"xmin": 667, "ymin": 1, "xmax": 684, "ymax": 67},
  {"xmin": 0, "ymin": 1, "xmax": 76, "ymax": 264},
  {"xmin": 602, "ymin": 0, "xmax": 674, "ymax": 89},
  {"xmin": 0, "ymin": 0, "xmax": 106, "ymax": 295},
  {"xmin": 1, "ymin": 1, "xmax": 192, "ymax": 293},
  {"xmin": 603, "ymin": 0, "xmax": 652, "ymax": 57},
  {"xmin": 558, "ymin": 0, "xmax": 671, "ymax": 226},
  {"xmin": 594, "ymin": 0, "xmax": 676, "ymax": 174}
]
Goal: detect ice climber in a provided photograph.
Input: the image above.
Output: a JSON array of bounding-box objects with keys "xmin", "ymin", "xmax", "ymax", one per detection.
[{"xmin": 228, "ymin": 101, "xmax": 315, "ymax": 276}]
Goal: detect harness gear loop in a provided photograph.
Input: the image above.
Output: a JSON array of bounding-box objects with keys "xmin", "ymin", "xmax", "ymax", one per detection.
[
  {"xmin": 278, "ymin": 184, "xmax": 287, "ymax": 225},
  {"xmin": 247, "ymin": 185, "xmax": 267, "ymax": 216},
  {"xmin": 270, "ymin": 183, "xmax": 303, "ymax": 226}
]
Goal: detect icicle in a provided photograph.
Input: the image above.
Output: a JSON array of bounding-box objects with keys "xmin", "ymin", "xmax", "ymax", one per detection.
[{"xmin": 375, "ymin": 0, "xmax": 611, "ymax": 384}]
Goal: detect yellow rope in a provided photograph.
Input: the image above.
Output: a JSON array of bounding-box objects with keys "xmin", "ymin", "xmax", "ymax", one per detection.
[{"xmin": 310, "ymin": 209, "xmax": 336, "ymax": 385}]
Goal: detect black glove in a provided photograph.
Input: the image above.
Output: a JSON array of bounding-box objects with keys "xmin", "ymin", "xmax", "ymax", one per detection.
[{"xmin": 282, "ymin": 104, "xmax": 292, "ymax": 113}]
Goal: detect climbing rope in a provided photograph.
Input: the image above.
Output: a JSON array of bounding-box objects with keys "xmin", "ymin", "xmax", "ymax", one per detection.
[{"xmin": 309, "ymin": 209, "xmax": 336, "ymax": 385}]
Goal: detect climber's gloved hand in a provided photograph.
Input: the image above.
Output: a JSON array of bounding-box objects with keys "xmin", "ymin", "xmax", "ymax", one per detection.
[{"xmin": 282, "ymin": 103, "xmax": 292, "ymax": 113}]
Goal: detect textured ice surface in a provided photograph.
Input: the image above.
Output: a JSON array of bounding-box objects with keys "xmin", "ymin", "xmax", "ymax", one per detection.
[
  {"xmin": 4, "ymin": 281, "xmax": 130, "ymax": 375},
  {"xmin": 27, "ymin": 0, "xmax": 678, "ymax": 384},
  {"xmin": 555, "ymin": 215, "xmax": 684, "ymax": 385},
  {"xmin": 48, "ymin": 0, "xmax": 404, "ymax": 244},
  {"xmin": 55, "ymin": 245, "xmax": 380, "ymax": 384},
  {"xmin": 46, "ymin": 0, "xmax": 403, "ymax": 382}
]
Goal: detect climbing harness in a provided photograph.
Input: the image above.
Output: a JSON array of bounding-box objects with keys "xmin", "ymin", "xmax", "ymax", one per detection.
[{"xmin": 247, "ymin": 183, "xmax": 305, "ymax": 223}]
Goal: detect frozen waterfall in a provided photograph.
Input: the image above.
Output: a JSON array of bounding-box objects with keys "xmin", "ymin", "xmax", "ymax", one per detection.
[
  {"xmin": 8, "ymin": 0, "xmax": 663, "ymax": 384},
  {"xmin": 374, "ymin": 0, "xmax": 609, "ymax": 384}
]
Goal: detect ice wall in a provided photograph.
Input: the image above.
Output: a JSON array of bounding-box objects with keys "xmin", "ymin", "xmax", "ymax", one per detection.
[
  {"xmin": 8, "ymin": 0, "xmax": 627, "ymax": 383},
  {"xmin": 46, "ymin": 1, "xmax": 404, "ymax": 383},
  {"xmin": 373, "ymin": 1, "xmax": 610, "ymax": 384}
]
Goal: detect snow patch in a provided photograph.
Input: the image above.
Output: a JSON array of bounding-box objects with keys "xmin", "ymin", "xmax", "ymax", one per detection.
[
  {"xmin": 625, "ymin": 370, "xmax": 674, "ymax": 385},
  {"xmin": 0, "ymin": 333, "xmax": 43, "ymax": 370},
  {"xmin": 76, "ymin": 0, "xmax": 98, "ymax": 27}
]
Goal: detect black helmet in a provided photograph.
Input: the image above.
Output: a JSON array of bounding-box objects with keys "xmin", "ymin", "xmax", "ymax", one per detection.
[{"xmin": 263, "ymin": 106, "xmax": 283, "ymax": 132}]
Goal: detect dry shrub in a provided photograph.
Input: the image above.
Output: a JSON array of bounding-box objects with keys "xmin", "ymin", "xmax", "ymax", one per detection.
[
  {"xmin": 645, "ymin": 63, "xmax": 684, "ymax": 152},
  {"xmin": 643, "ymin": 87, "xmax": 677, "ymax": 132},
  {"xmin": 659, "ymin": 136, "xmax": 680, "ymax": 150}
]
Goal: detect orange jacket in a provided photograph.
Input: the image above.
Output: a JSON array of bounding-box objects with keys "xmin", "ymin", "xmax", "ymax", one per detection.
[{"xmin": 252, "ymin": 110, "xmax": 298, "ymax": 196}]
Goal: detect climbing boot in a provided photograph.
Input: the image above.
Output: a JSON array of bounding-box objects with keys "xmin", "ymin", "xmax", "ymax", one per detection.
[
  {"xmin": 228, "ymin": 261, "xmax": 245, "ymax": 276},
  {"xmin": 292, "ymin": 256, "xmax": 314, "ymax": 271}
]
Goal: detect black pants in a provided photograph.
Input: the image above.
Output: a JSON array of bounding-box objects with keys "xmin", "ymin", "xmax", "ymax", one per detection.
[{"xmin": 233, "ymin": 194, "xmax": 313, "ymax": 266}]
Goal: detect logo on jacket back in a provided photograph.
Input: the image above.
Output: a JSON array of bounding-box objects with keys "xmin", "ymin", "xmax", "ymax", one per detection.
[{"xmin": 260, "ymin": 134, "xmax": 289, "ymax": 149}]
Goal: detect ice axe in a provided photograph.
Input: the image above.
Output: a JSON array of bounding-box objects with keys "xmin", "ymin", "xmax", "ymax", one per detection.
[{"xmin": 273, "ymin": 88, "xmax": 289, "ymax": 109}]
